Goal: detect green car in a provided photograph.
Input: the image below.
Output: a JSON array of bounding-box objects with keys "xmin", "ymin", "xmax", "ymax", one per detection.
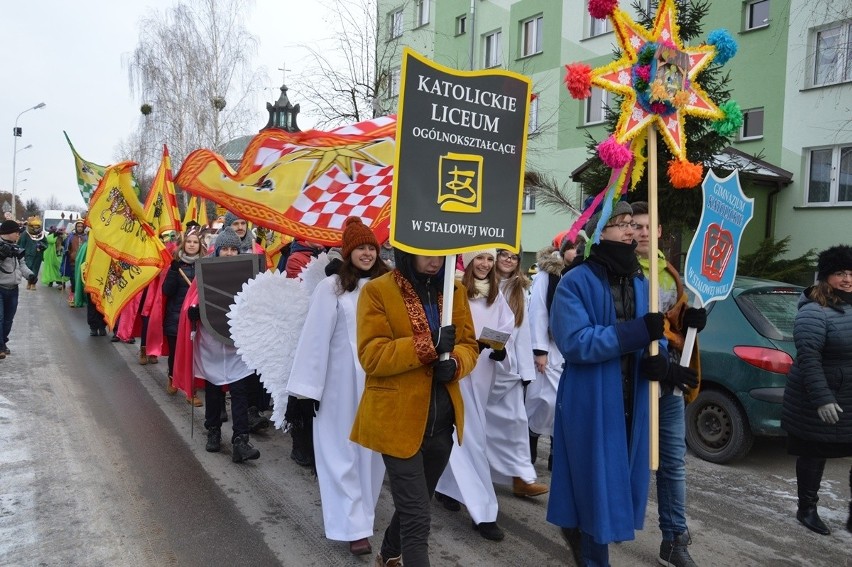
[{"xmin": 685, "ymin": 276, "xmax": 804, "ymax": 464}]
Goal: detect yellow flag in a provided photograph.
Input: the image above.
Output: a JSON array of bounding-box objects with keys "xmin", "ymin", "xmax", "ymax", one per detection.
[{"xmin": 144, "ymin": 145, "xmax": 182, "ymax": 234}]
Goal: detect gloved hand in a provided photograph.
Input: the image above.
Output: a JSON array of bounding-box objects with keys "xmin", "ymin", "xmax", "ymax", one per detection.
[
  {"xmin": 489, "ymin": 348, "xmax": 507, "ymax": 361},
  {"xmin": 817, "ymin": 402, "xmax": 843, "ymax": 424},
  {"xmin": 432, "ymin": 358, "xmax": 457, "ymax": 383},
  {"xmin": 187, "ymin": 305, "xmax": 201, "ymax": 322},
  {"xmin": 640, "ymin": 352, "xmax": 668, "ymax": 381},
  {"xmin": 27, "ymin": 274, "xmax": 37, "ymax": 285},
  {"xmin": 666, "ymin": 364, "xmax": 699, "ymax": 393},
  {"xmin": 643, "ymin": 312, "xmax": 665, "ymax": 341},
  {"xmin": 477, "ymin": 341, "xmax": 489, "ymax": 353},
  {"xmin": 683, "ymin": 307, "xmax": 707, "ymax": 333},
  {"xmin": 298, "ymin": 397, "xmax": 320, "ymax": 417},
  {"xmin": 324, "ymin": 257, "xmax": 343, "ymax": 277},
  {"xmin": 431, "ymin": 324, "xmax": 456, "ymax": 355}
]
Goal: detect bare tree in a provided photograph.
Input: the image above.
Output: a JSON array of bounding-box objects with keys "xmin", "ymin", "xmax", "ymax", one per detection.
[
  {"xmin": 124, "ymin": 0, "xmax": 265, "ymax": 182},
  {"xmin": 292, "ymin": 0, "xmax": 402, "ymax": 128}
]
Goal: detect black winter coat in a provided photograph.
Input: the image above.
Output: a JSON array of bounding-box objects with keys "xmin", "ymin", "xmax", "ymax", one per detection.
[
  {"xmin": 782, "ymin": 289, "xmax": 852, "ymax": 443},
  {"xmin": 162, "ymin": 259, "xmax": 196, "ymax": 336}
]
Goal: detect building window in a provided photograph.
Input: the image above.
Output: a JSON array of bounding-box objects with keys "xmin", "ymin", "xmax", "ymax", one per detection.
[
  {"xmin": 389, "ymin": 9, "xmax": 403, "ymax": 39},
  {"xmin": 484, "ymin": 31, "xmax": 502, "ymax": 68},
  {"xmin": 520, "ymin": 16, "xmax": 543, "ymax": 57},
  {"xmin": 806, "ymin": 145, "xmax": 852, "ymax": 204},
  {"xmin": 529, "ymin": 95, "xmax": 539, "ymax": 132},
  {"xmin": 456, "ymin": 14, "xmax": 467, "ymax": 35},
  {"xmin": 589, "ymin": 0, "xmax": 612, "ymax": 37},
  {"xmin": 744, "ymin": 0, "xmax": 770, "ymax": 31},
  {"xmin": 523, "ymin": 186, "xmax": 536, "ymax": 212},
  {"xmin": 812, "ymin": 22, "xmax": 852, "ymax": 86},
  {"xmin": 585, "ymin": 87, "xmax": 609, "ymax": 124},
  {"xmin": 416, "ymin": 0, "xmax": 430, "ymax": 27},
  {"xmin": 740, "ymin": 107, "xmax": 764, "ymax": 140},
  {"xmin": 387, "ymin": 67, "xmax": 401, "ymax": 98}
]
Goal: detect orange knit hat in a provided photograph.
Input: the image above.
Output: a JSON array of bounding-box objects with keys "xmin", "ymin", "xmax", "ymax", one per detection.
[{"xmin": 341, "ymin": 217, "xmax": 379, "ymax": 259}]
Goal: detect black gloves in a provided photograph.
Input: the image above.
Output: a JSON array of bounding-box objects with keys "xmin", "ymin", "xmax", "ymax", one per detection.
[
  {"xmin": 27, "ymin": 274, "xmax": 37, "ymax": 285},
  {"xmin": 432, "ymin": 324, "xmax": 456, "ymax": 355},
  {"xmin": 683, "ymin": 307, "xmax": 707, "ymax": 333},
  {"xmin": 324, "ymin": 257, "xmax": 343, "ymax": 277},
  {"xmin": 187, "ymin": 305, "xmax": 201, "ymax": 322},
  {"xmin": 666, "ymin": 364, "xmax": 699, "ymax": 392},
  {"xmin": 643, "ymin": 312, "xmax": 665, "ymax": 341},
  {"xmin": 298, "ymin": 397, "xmax": 320, "ymax": 417},
  {"xmin": 477, "ymin": 341, "xmax": 489, "ymax": 353},
  {"xmin": 489, "ymin": 348, "xmax": 507, "ymax": 361},
  {"xmin": 640, "ymin": 353, "xmax": 668, "ymax": 381},
  {"xmin": 432, "ymin": 359, "xmax": 457, "ymax": 383}
]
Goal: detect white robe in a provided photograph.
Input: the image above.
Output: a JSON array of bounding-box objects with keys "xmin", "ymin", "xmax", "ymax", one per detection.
[
  {"xmin": 287, "ymin": 276, "xmax": 385, "ymax": 541},
  {"xmin": 488, "ymin": 281, "xmax": 538, "ymax": 485},
  {"xmin": 525, "ymin": 269, "xmax": 564, "ymax": 436},
  {"xmin": 194, "ymin": 326, "xmax": 252, "ymax": 385},
  {"xmin": 436, "ymin": 291, "xmax": 515, "ymax": 524}
]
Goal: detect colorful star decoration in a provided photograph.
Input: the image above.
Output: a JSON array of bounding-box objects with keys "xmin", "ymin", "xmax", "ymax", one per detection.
[{"xmin": 564, "ymin": 0, "xmax": 741, "ymax": 189}]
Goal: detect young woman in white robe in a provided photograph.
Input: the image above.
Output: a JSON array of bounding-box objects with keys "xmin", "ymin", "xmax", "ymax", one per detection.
[
  {"xmin": 490, "ymin": 249, "xmax": 548, "ymax": 497},
  {"xmin": 286, "ymin": 217, "xmax": 389, "ymax": 556},
  {"xmin": 435, "ymin": 250, "xmax": 516, "ymax": 542},
  {"xmin": 524, "ymin": 247, "xmax": 567, "ymax": 464}
]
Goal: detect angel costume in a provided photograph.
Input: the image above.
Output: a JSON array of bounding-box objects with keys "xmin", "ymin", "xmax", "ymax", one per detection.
[
  {"xmin": 436, "ymin": 290, "xmax": 515, "ymax": 525},
  {"xmin": 525, "ymin": 256, "xmax": 565, "ymax": 437},
  {"xmin": 487, "ymin": 279, "xmax": 539, "ymax": 486},
  {"xmin": 287, "ymin": 275, "xmax": 385, "ymax": 542}
]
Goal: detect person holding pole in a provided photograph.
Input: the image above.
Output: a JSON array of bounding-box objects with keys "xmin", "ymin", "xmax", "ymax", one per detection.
[
  {"xmin": 631, "ymin": 201, "xmax": 705, "ymax": 567},
  {"xmin": 546, "ymin": 201, "xmax": 671, "ymax": 566},
  {"xmin": 350, "ymin": 251, "xmax": 479, "ymax": 567}
]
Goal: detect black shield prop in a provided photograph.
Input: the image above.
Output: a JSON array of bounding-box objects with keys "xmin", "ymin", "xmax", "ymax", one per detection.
[{"xmin": 195, "ymin": 254, "xmax": 265, "ymax": 346}]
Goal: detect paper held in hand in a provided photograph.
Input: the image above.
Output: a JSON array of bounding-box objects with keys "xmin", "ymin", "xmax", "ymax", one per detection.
[{"xmin": 478, "ymin": 327, "xmax": 511, "ymax": 351}]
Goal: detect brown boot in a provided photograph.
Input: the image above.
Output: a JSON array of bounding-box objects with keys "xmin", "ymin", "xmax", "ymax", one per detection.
[
  {"xmin": 147, "ymin": 355, "xmax": 159, "ymax": 364},
  {"xmin": 138, "ymin": 346, "xmax": 148, "ymax": 365},
  {"xmin": 166, "ymin": 376, "xmax": 178, "ymax": 395},
  {"xmin": 513, "ymin": 476, "xmax": 549, "ymax": 497},
  {"xmin": 186, "ymin": 394, "xmax": 203, "ymax": 407},
  {"xmin": 374, "ymin": 554, "xmax": 402, "ymax": 567}
]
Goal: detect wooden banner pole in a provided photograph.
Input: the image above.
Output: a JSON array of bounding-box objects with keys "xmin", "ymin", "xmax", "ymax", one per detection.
[{"xmin": 647, "ymin": 125, "xmax": 660, "ymax": 471}]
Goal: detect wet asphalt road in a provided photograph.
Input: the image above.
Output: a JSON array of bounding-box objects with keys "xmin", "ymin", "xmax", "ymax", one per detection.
[{"xmin": 1, "ymin": 285, "xmax": 851, "ymax": 566}]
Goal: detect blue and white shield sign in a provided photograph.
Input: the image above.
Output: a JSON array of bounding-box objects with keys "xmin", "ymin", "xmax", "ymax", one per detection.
[{"xmin": 683, "ymin": 170, "xmax": 754, "ymax": 307}]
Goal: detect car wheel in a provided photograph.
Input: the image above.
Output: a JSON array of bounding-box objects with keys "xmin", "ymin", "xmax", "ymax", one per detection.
[{"xmin": 685, "ymin": 388, "xmax": 754, "ymax": 464}]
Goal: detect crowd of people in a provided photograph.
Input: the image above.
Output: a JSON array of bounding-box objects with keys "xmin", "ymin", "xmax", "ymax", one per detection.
[{"xmin": 3, "ymin": 202, "xmax": 851, "ymax": 567}]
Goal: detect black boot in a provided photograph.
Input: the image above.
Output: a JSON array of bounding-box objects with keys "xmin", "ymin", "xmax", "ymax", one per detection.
[
  {"xmin": 847, "ymin": 467, "xmax": 852, "ymax": 533},
  {"xmin": 205, "ymin": 427, "xmax": 221, "ymax": 453},
  {"xmin": 232, "ymin": 434, "xmax": 260, "ymax": 463},
  {"xmin": 290, "ymin": 423, "xmax": 314, "ymax": 467},
  {"xmin": 248, "ymin": 406, "xmax": 270, "ymax": 433},
  {"xmin": 796, "ymin": 457, "xmax": 830, "ymax": 535},
  {"xmin": 529, "ymin": 432, "xmax": 539, "ymax": 465}
]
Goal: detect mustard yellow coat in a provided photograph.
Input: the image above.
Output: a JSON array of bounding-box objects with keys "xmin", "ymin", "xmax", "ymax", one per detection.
[{"xmin": 350, "ymin": 271, "xmax": 479, "ymax": 459}]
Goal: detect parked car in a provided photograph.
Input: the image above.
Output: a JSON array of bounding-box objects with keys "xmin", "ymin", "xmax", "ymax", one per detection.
[{"xmin": 685, "ymin": 276, "xmax": 804, "ymax": 464}]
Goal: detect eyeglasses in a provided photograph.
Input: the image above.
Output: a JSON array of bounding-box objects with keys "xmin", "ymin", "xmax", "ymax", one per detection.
[
  {"xmin": 830, "ymin": 270, "xmax": 852, "ymax": 279},
  {"xmin": 604, "ymin": 222, "xmax": 635, "ymax": 231},
  {"xmin": 497, "ymin": 251, "xmax": 519, "ymax": 262}
]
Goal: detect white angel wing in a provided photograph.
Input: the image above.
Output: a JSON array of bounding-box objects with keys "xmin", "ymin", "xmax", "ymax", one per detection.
[
  {"xmin": 299, "ymin": 251, "xmax": 331, "ymax": 296},
  {"xmin": 227, "ymin": 269, "xmax": 310, "ymax": 428}
]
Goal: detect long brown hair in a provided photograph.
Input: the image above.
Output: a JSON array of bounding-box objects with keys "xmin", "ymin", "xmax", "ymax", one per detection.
[
  {"xmin": 460, "ymin": 254, "xmax": 499, "ymax": 306},
  {"xmin": 496, "ymin": 249, "xmax": 529, "ymax": 327},
  {"xmin": 808, "ymin": 280, "xmax": 843, "ymax": 308},
  {"xmin": 336, "ymin": 247, "xmax": 390, "ymax": 294}
]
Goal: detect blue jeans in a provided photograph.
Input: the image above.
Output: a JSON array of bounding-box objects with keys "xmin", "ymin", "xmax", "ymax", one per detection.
[
  {"xmin": 0, "ymin": 285, "xmax": 20, "ymax": 350},
  {"xmin": 656, "ymin": 391, "xmax": 687, "ymax": 541}
]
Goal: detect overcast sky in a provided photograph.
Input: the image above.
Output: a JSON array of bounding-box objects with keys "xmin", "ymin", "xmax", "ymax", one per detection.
[{"xmin": 1, "ymin": 0, "xmax": 343, "ymax": 212}]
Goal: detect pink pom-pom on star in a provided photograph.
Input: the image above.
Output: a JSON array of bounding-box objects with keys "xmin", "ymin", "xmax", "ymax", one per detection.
[
  {"xmin": 635, "ymin": 65, "xmax": 651, "ymax": 82},
  {"xmin": 597, "ymin": 135, "xmax": 633, "ymax": 169},
  {"xmin": 588, "ymin": 0, "xmax": 618, "ymax": 19},
  {"xmin": 564, "ymin": 63, "xmax": 593, "ymax": 99}
]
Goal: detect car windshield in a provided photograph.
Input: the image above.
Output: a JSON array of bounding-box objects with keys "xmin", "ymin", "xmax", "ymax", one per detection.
[{"xmin": 735, "ymin": 288, "xmax": 800, "ymax": 341}]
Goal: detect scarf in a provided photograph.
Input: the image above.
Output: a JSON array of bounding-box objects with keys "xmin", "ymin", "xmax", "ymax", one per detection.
[
  {"xmin": 588, "ymin": 240, "xmax": 640, "ymax": 278},
  {"xmin": 179, "ymin": 251, "xmax": 200, "ymax": 264},
  {"xmin": 472, "ymin": 277, "xmax": 491, "ymax": 299}
]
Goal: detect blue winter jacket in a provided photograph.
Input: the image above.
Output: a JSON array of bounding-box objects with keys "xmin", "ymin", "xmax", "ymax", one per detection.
[{"xmin": 546, "ymin": 259, "xmax": 663, "ymax": 545}]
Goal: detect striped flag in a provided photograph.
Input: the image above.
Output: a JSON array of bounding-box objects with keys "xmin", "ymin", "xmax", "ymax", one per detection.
[
  {"xmin": 64, "ymin": 131, "xmax": 106, "ymax": 205},
  {"xmin": 144, "ymin": 145, "xmax": 182, "ymax": 234}
]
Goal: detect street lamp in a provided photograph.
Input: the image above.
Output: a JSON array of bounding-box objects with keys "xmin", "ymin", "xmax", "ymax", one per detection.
[{"xmin": 12, "ymin": 102, "xmax": 46, "ymax": 219}]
